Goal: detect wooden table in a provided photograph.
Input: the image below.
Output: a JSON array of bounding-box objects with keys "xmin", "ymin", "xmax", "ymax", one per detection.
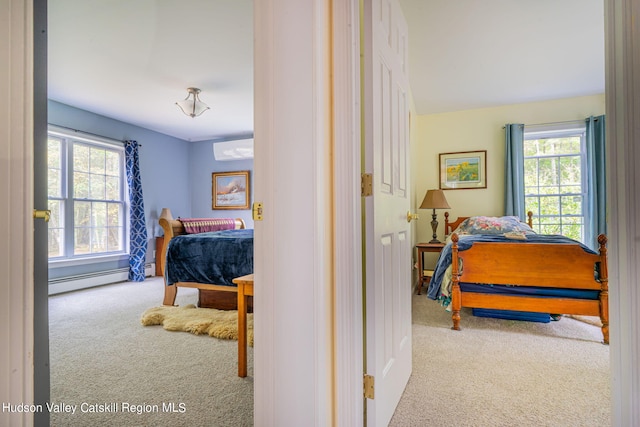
[
  {"xmin": 415, "ymin": 242, "xmax": 445, "ymax": 295},
  {"xmin": 232, "ymin": 273, "xmax": 254, "ymax": 377}
]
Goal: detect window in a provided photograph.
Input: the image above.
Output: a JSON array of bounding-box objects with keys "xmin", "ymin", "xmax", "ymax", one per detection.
[
  {"xmin": 523, "ymin": 124, "xmax": 586, "ymax": 242},
  {"xmin": 47, "ymin": 127, "xmax": 127, "ymax": 260}
]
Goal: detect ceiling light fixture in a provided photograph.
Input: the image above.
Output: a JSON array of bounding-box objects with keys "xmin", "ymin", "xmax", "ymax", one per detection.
[{"xmin": 176, "ymin": 87, "xmax": 210, "ymax": 118}]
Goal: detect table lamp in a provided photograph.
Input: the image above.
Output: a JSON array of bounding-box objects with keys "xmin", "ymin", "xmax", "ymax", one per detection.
[{"xmin": 419, "ymin": 189, "xmax": 450, "ymax": 243}]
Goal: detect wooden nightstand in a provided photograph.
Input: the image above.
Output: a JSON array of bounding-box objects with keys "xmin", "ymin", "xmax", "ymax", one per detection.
[{"xmin": 415, "ymin": 242, "xmax": 445, "ymax": 295}]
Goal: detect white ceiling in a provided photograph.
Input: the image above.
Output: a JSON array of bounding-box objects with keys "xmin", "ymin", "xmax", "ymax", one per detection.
[
  {"xmin": 48, "ymin": 0, "xmax": 604, "ymax": 143},
  {"xmin": 399, "ymin": 0, "xmax": 605, "ymax": 115},
  {"xmin": 48, "ymin": 0, "xmax": 254, "ymax": 142}
]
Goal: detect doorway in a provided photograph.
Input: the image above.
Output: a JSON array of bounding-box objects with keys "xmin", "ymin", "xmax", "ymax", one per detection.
[{"xmin": 43, "ymin": 1, "xmax": 256, "ymax": 425}]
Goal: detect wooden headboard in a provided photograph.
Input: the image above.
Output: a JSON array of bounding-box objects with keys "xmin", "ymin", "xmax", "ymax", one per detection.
[
  {"xmin": 444, "ymin": 211, "xmax": 534, "ymax": 236},
  {"xmin": 159, "ymin": 217, "xmax": 246, "ymax": 240}
]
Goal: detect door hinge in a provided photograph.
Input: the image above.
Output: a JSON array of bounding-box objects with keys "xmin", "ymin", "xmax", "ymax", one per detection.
[
  {"xmin": 252, "ymin": 202, "xmax": 263, "ymax": 221},
  {"xmin": 361, "ymin": 173, "xmax": 373, "ymax": 197},
  {"xmin": 364, "ymin": 374, "xmax": 375, "ymax": 399}
]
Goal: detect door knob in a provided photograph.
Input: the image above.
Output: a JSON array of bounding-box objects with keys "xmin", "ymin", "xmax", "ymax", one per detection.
[
  {"xmin": 33, "ymin": 209, "xmax": 51, "ymax": 223},
  {"xmin": 406, "ymin": 211, "xmax": 419, "ymax": 223}
]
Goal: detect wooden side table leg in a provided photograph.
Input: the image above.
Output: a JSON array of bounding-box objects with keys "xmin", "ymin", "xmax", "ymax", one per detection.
[{"xmin": 237, "ymin": 283, "xmax": 248, "ymax": 377}]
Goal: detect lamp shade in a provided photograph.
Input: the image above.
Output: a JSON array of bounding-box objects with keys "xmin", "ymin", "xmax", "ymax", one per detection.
[
  {"xmin": 419, "ymin": 189, "xmax": 450, "ymax": 210},
  {"xmin": 176, "ymin": 87, "xmax": 210, "ymax": 118}
]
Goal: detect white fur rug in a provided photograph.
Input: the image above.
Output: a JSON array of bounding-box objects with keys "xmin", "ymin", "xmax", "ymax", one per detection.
[{"xmin": 141, "ymin": 304, "xmax": 253, "ymax": 346}]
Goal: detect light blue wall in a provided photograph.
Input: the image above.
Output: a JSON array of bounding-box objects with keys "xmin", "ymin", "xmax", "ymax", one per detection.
[
  {"xmin": 190, "ymin": 139, "xmax": 255, "ymax": 228},
  {"xmin": 47, "ymin": 101, "xmax": 255, "ymax": 281},
  {"xmin": 48, "ymin": 100, "xmax": 192, "ymax": 278}
]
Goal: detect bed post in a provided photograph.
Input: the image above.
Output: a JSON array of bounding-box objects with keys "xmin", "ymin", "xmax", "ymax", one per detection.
[
  {"xmin": 158, "ymin": 217, "xmax": 178, "ymax": 306},
  {"xmin": 526, "ymin": 211, "xmax": 533, "ymax": 228},
  {"xmin": 597, "ymin": 234, "xmax": 609, "ymax": 345},
  {"xmin": 163, "ymin": 285, "xmax": 177, "ymax": 306},
  {"xmin": 450, "ymin": 233, "xmax": 461, "ymax": 331}
]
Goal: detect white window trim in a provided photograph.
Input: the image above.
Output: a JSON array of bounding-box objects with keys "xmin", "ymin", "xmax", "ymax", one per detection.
[
  {"xmin": 48, "ymin": 125, "xmax": 125, "ymax": 148},
  {"xmin": 523, "ymin": 121, "xmax": 588, "ymax": 242},
  {"xmin": 47, "ymin": 125, "xmax": 129, "ymax": 261}
]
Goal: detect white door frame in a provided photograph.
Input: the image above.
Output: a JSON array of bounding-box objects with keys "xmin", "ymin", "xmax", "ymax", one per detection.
[
  {"xmin": 253, "ymin": 0, "xmax": 365, "ymax": 424},
  {"xmin": 332, "ymin": 0, "xmax": 365, "ymax": 424},
  {"xmin": 253, "ymin": 0, "xmax": 334, "ymax": 424},
  {"xmin": 604, "ymin": 0, "xmax": 640, "ymax": 424},
  {"xmin": 0, "ymin": 0, "xmax": 35, "ymax": 425}
]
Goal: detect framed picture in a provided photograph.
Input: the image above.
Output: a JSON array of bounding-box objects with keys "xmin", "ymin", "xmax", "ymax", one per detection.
[
  {"xmin": 439, "ymin": 150, "xmax": 487, "ymax": 190},
  {"xmin": 212, "ymin": 170, "xmax": 250, "ymax": 209}
]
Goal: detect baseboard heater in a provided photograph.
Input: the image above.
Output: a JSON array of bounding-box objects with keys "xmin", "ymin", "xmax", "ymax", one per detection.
[{"xmin": 48, "ymin": 263, "xmax": 155, "ymax": 295}]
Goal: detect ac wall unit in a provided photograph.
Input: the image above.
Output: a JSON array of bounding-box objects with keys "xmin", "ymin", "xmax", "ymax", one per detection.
[{"xmin": 213, "ymin": 139, "xmax": 254, "ymax": 161}]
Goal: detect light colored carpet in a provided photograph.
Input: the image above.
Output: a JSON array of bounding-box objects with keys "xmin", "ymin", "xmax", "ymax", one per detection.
[
  {"xmin": 50, "ymin": 277, "xmax": 610, "ymax": 426},
  {"xmin": 389, "ymin": 295, "xmax": 611, "ymax": 427},
  {"xmin": 567, "ymin": 314, "xmax": 603, "ymax": 327},
  {"xmin": 49, "ymin": 277, "xmax": 253, "ymax": 427},
  {"xmin": 141, "ymin": 304, "xmax": 254, "ymax": 346}
]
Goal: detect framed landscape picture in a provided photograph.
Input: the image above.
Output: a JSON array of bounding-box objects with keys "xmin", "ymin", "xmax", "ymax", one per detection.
[
  {"xmin": 439, "ymin": 150, "xmax": 487, "ymax": 190},
  {"xmin": 212, "ymin": 170, "xmax": 250, "ymax": 209}
]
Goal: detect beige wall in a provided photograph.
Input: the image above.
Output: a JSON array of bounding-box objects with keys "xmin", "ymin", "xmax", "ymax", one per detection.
[{"xmin": 411, "ymin": 94, "xmax": 605, "ymax": 246}]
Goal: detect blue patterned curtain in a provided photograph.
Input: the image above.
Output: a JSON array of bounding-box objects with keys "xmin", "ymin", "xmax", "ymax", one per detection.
[
  {"xmin": 585, "ymin": 115, "xmax": 606, "ymax": 249},
  {"xmin": 504, "ymin": 123, "xmax": 525, "ymax": 219},
  {"xmin": 124, "ymin": 140, "xmax": 147, "ymax": 282}
]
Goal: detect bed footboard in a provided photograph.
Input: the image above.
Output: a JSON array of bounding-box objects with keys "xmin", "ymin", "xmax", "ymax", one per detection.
[{"xmin": 450, "ymin": 233, "xmax": 609, "ymax": 344}]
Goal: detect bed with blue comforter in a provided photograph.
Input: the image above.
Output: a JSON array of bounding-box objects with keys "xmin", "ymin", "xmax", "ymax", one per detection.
[
  {"xmin": 427, "ymin": 215, "xmax": 609, "ymax": 343},
  {"xmin": 159, "ymin": 215, "xmax": 251, "ymax": 308},
  {"xmin": 166, "ymin": 229, "xmax": 253, "ymax": 287}
]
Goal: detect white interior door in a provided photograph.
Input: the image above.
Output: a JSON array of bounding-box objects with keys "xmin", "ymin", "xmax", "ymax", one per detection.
[{"xmin": 363, "ymin": 0, "xmax": 412, "ymax": 425}]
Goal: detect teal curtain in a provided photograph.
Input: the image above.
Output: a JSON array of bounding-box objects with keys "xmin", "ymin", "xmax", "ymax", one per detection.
[
  {"xmin": 504, "ymin": 123, "xmax": 525, "ymax": 219},
  {"xmin": 585, "ymin": 115, "xmax": 606, "ymax": 249}
]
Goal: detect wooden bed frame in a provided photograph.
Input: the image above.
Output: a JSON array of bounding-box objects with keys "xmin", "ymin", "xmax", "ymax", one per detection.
[
  {"xmin": 159, "ymin": 216, "xmax": 247, "ymax": 307},
  {"xmin": 442, "ymin": 213, "xmax": 609, "ymax": 344}
]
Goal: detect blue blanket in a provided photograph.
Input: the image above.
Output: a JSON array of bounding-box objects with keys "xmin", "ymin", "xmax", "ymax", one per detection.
[
  {"xmin": 165, "ymin": 229, "xmax": 253, "ymax": 287},
  {"xmin": 426, "ymin": 234, "xmax": 596, "ymax": 301}
]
